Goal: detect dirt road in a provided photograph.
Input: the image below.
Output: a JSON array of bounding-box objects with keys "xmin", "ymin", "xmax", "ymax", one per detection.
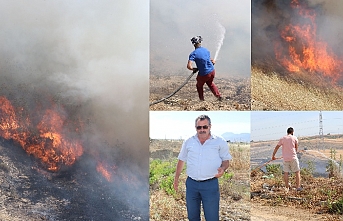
[{"xmin": 251, "ymin": 204, "xmax": 331, "ymax": 221}]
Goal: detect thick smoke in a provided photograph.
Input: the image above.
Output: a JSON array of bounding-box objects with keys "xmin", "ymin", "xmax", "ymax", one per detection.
[
  {"xmin": 0, "ymin": 0, "xmax": 149, "ymax": 216},
  {"xmin": 252, "ymin": 0, "xmax": 343, "ymax": 65},
  {"xmin": 150, "ymin": 0, "xmax": 250, "ymax": 78}
]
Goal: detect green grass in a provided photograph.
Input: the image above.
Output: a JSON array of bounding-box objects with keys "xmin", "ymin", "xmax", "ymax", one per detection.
[{"xmin": 150, "ymin": 158, "xmax": 180, "ymax": 196}]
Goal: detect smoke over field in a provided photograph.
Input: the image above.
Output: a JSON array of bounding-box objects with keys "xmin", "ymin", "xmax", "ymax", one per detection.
[
  {"xmin": 252, "ymin": 0, "xmax": 343, "ymax": 84},
  {"xmin": 0, "ymin": 0, "xmax": 149, "ymax": 219}
]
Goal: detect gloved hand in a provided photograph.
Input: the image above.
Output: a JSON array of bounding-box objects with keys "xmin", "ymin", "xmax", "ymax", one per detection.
[
  {"xmin": 192, "ymin": 68, "xmax": 199, "ymax": 73},
  {"xmin": 211, "ymin": 59, "xmax": 216, "ymax": 65}
]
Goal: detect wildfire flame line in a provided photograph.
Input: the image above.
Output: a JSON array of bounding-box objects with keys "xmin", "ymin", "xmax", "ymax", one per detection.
[
  {"xmin": 96, "ymin": 162, "xmax": 116, "ymax": 182},
  {"xmin": 274, "ymin": 0, "xmax": 343, "ymax": 82},
  {"xmin": 0, "ymin": 96, "xmax": 83, "ymax": 172}
]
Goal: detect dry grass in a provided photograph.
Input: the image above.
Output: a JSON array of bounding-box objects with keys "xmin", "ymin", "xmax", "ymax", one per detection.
[
  {"xmin": 149, "ymin": 141, "xmax": 251, "ymax": 221},
  {"xmin": 251, "ymin": 170, "xmax": 343, "ymax": 220},
  {"xmin": 251, "ymin": 66, "xmax": 343, "ymax": 110},
  {"xmin": 250, "ymin": 137, "xmax": 343, "ymax": 220},
  {"xmin": 250, "ymin": 138, "xmax": 343, "ymax": 220},
  {"xmin": 229, "ymin": 144, "xmax": 250, "ymax": 172}
]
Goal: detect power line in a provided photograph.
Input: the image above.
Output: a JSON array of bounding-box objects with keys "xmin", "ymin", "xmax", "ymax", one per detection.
[
  {"xmin": 251, "ymin": 112, "xmax": 342, "ymax": 141},
  {"xmin": 319, "ymin": 111, "xmax": 324, "ymax": 150}
]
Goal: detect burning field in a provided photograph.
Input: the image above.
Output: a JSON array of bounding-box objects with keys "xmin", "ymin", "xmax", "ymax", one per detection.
[
  {"xmin": 0, "ymin": 1, "xmax": 149, "ymax": 220},
  {"xmin": 252, "ymin": 0, "xmax": 343, "ymax": 110},
  {"xmin": 0, "ymin": 78, "xmax": 149, "ymax": 221}
]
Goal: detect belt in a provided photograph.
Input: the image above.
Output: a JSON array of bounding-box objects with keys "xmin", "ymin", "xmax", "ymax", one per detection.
[{"xmin": 189, "ymin": 176, "xmax": 216, "ymax": 182}]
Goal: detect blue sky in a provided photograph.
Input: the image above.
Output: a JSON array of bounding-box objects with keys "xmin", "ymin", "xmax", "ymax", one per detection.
[
  {"xmin": 149, "ymin": 111, "xmax": 250, "ymax": 139},
  {"xmin": 251, "ymin": 111, "xmax": 343, "ymax": 141}
]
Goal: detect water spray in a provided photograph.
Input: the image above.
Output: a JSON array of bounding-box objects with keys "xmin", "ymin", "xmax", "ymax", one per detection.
[
  {"xmin": 213, "ymin": 22, "xmax": 226, "ymax": 61},
  {"xmin": 150, "ymin": 22, "xmax": 226, "ymax": 106}
]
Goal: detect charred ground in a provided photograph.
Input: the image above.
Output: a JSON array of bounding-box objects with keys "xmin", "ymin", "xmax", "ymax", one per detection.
[
  {"xmin": 150, "ymin": 73, "xmax": 250, "ymax": 111},
  {"xmin": 0, "ymin": 138, "xmax": 148, "ymax": 221},
  {"xmin": 0, "ymin": 81, "xmax": 149, "ymax": 220}
]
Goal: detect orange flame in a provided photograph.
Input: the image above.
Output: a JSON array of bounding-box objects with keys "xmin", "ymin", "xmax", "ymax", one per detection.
[
  {"xmin": 274, "ymin": 0, "xmax": 343, "ymax": 82},
  {"xmin": 0, "ymin": 96, "xmax": 83, "ymax": 172},
  {"xmin": 96, "ymin": 162, "xmax": 116, "ymax": 182}
]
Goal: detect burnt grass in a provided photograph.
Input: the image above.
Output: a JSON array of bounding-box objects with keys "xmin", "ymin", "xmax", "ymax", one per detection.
[
  {"xmin": 150, "ymin": 74, "xmax": 250, "ymax": 111},
  {"xmin": 0, "ymin": 139, "xmax": 148, "ymax": 221}
]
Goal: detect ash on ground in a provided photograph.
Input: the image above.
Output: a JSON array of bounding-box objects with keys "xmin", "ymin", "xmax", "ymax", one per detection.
[{"xmin": 0, "ymin": 140, "xmax": 149, "ymax": 221}]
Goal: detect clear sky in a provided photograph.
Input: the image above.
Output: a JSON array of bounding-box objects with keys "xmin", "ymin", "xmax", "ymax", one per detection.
[
  {"xmin": 251, "ymin": 111, "xmax": 343, "ymax": 141},
  {"xmin": 149, "ymin": 111, "xmax": 250, "ymax": 139}
]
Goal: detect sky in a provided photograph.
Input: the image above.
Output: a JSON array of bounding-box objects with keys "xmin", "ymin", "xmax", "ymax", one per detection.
[
  {"xmin": 251, "ymin": 111, "xmax": 343, "ymax": 141},
  {"xmin": 150, "ymin": 0, "xmax": 251, "ymax": 78},
  {"xmin": 150, "ymin": 111, "xmax": 250, "ymax": 140},
  {"xmin": 150, "ymin": 111, "xmax": 343, "ymax": 140}
]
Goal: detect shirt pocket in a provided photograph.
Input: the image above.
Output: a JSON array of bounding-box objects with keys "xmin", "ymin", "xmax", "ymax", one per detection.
[{"xmin": 204, "ymin": 145, "xmax": 220, "ymax": 160}]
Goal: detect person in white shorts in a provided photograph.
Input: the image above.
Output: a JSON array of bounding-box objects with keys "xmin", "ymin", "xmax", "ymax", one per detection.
[{"xmin": 272, "ymin": 127, "xmax": 302, "ymax": 191}]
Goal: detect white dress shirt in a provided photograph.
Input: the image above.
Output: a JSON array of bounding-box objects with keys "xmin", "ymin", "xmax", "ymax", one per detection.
[{"xmin": 178, "ymin": 134, "xmax": 232, "ymax": 181}]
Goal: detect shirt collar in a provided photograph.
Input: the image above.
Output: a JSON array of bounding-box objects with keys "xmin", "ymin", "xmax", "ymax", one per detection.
[{"xmin": 193, "ymin": 133, "xmax": 214, "ymax": 141}]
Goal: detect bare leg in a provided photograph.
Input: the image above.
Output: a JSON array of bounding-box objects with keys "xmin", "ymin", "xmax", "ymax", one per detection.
[
  {"xmin": 295, "ymin": 171, "xmax": 301, "ymax": 188},
  {"xmin": 284, "ymin": 172, "xmax": 289, "ymax": 188}
]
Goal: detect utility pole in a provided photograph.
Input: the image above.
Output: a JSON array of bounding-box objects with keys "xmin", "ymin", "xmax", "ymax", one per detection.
[{"xmin": 319, "ymin": 111, "xmax": 324, "ymax": 150}]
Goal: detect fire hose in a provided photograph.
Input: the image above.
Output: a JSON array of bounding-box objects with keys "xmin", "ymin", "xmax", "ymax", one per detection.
[
  {"xmin": 149, "ymin": 71, "xmax": 196, "ymax": 106},
  {"xmin": 251, "ymin": 157, "xmax": 283, "ymax": 174},
  {"xmin": 251, "ymin": 150, "xmax": 306, "ymax": 174}
]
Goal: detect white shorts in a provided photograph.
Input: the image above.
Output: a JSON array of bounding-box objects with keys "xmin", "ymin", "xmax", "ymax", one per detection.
[{"xmin": 283, "ymin": 158, "xmax": 300, "ymax": 173}]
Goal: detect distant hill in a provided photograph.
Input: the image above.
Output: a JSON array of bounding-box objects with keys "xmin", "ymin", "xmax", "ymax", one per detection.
[{"xmin": 221, "ymin": 132, "xmax": 250, "ymax": 143}]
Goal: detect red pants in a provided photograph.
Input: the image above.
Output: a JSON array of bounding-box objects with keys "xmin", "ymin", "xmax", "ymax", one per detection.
[{"xmin": 196, "ymin": 70, "xmax": 221, "ymax": 100}]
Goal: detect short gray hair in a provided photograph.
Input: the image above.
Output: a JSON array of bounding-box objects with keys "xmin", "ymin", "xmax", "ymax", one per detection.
[{"xmin": 195, "ymin": 115, "xmax": 211, "ymax": 126}]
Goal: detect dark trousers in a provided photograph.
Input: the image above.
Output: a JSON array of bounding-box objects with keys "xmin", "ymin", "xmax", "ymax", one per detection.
[
  {"xmin": 186, "ymin": 177, "xmax": 220, "ymax": 221},
  {"xmin": 196, "ymin": 70, "xmax": 221, "ymax": 100}
]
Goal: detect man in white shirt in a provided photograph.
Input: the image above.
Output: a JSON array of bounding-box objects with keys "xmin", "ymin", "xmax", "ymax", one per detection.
[{"xmin": 174, "ymin": 115, "xmax": 232, "ymax": 221}]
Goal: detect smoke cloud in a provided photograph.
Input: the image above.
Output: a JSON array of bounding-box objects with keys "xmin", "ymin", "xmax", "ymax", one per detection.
[
  {"xmin": 0, "ymin": 0, "xmax": 149, "ymax": 215},
  {"xmin": 252, "ymin": 0, "xmax": 343, "ymax": 64},
  {"xmin": 150, "ymin": 0, "xmax": 251, "ymax": 77}
]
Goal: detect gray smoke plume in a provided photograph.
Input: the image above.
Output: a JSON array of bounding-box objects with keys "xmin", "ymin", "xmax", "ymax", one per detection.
[
  {"xmin": 252, "ymin": 0, "xmax": 343, "ymax": 65},
  {"xmin": 0, "ymin": 0, "xmax": 149, "ymax": 217},
  {"xmin": 150, "ymin": 0, "xmax": 251, "ymax": 77}
]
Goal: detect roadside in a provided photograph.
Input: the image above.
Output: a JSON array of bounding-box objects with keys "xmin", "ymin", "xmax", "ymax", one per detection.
[
  {"xmin": 251, "ymin": 139, "xmax": 343, "ymax": 221},
  {"xmin": 251, "ymin": 203, "xmax": 332, "ymax": 221}
]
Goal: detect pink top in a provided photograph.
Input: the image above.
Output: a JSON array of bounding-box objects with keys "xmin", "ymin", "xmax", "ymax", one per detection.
[{"xmin": 277, "ymin": 134, "xmax": 298, "ymax": 161}]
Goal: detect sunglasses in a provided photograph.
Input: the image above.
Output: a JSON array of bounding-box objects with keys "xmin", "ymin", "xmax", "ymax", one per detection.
[{"xmin": 196, "ymin": 125, "xmax": 209, "ymax": 130}]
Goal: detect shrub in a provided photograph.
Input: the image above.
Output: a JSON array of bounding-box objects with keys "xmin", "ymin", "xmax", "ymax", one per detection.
[
  {"xmin": 326, "ymin": 148, "xmax": 340, "ymax": 178},
  {"xmin": 328, "ymin": 197, "xmax": 343, "ymax": 214},
  {"xmin": 301, "ymin": 160, "xmax": 315, "ymax": 179},
  {"xmin": 149, "ymin": 158, "xmax": 180, "ymax": 196},
  {"xmin": 266, "ymin": 164, "xmax": 282, "ymax": 176}
]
